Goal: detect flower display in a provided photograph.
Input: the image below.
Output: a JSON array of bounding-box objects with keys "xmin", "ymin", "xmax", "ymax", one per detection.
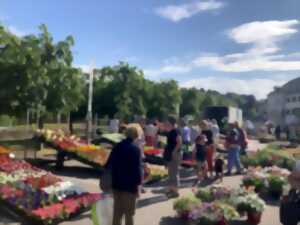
[
  {"xmin": 195, "ymin": 185, "xmax": 232, "ymax": 203},
  {"xmin": 25, "ymin": 174, "xmax": 62, "ymax": 189},
  {"xmin": 42, "ymin": 181, "xmax": 84, "ymax": 200},
  {"xmin": 0, "ymin": 148, "xmax": 102, "ymax": 224},
  {"xmin": 144, "ymin": 148, "xmax": 162, "ymax": 156},
  {"xmin": 31, "ymin": 193, "xmax": 101, "ymax": 221},
  {"xmin": 0, "ymin": 160, "xmax": 33, "ymax": 173},
  {"xmin": 242, "ymin": 166, "xmax": 290, "ymax": 198},
  {"xmin": 241, "ymin": 148, "xmax": 295, "ymax": 171},
  {"xmin": 189, "ymin": 202, "xmax": 238, "ymax": 225},
  {"xmin": 144, "ymin": 164, "xmax": 167, "ymax": 183},
  {"xmin": 0, "ymin": 146, "xmax": 10, "ymax": 155},
  {"xmin": 175, "ymin": 185, "xmax": 265, "ymax": 224},
  {"xmin": 36, "ymin": 129, "xmax": 110, "ymax": 166},
  {"xmin": 0, "ymin": 184, "xmax": 24, "ymax": 199},
  {"xmin": 173, "ymin": 195, "xmax": 201, "ymax": 219},
  {"xmin": 232, "ymin": 194, "xmax": 265, "ymax": 214}
]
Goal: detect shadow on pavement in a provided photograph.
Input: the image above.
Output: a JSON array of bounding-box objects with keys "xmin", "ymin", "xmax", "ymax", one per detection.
[
  {"xmin": 159, "ymin": 217, "xmax": 188, "ymax": 225},
  {"xmin": 29, "ymin": 159, "xmax": 101, "ymax": 179},
  {"xmin": 159, "ymin": 217, "xmax": 250, "ymax": 225},
  {"xmin": 137, "ymin": 195, "xmax": 168, "ymax": 208}
]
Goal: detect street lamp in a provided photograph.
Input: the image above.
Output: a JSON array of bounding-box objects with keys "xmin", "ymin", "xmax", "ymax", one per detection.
[{"xmin": 86, "ymin": 63, "xmax": 94, "ymax": 144}]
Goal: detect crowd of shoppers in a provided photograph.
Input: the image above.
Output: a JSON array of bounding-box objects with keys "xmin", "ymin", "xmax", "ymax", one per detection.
[{"xmin": 104, "ymin": 116, "xmax": 248, "ymax": 225}]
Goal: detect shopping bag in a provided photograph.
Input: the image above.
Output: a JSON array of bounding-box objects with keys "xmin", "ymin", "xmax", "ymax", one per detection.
[{"xmin": 91, "ymin": 194, "xmax": 113, "ymax": 225}]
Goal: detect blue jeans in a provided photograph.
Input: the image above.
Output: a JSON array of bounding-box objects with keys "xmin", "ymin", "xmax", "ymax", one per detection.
[{"xmin": 227, "ymin": 146, "xmax": 241, "ymax": 173}]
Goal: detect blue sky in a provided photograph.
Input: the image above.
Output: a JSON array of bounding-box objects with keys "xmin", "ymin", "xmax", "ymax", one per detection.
[{"xmin": 1, "ymin": 0, "xmax": 300, "ymax": 99}]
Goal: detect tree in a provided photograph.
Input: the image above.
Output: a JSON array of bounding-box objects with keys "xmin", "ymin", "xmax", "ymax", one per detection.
[
  {"xmin": 93, "ymin": 62, "xmax": 147, "ymax": 120},
  {"xmin": 0, "ymin": 23, "xmax": 84, "ymax": 127}
]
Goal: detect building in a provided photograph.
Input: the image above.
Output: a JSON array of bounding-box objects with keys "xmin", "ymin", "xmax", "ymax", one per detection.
[{"xmin": 267, "ymin": 77, "xmax": 300, "ymax": 136}]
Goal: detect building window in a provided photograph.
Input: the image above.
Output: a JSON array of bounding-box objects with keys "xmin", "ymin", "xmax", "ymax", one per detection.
[
  {"xmin": 286, "ymin": 110, "xmax": 290, "ymax": 114},
  {"xmin": 287, "ymin": 98, "xmax": 290, "ymax": 102},
  {"xmin": 298, "ymin": 96, "xmax": 300, "ymax": 102},
  {"xmin": 293, "ymin": 97, "xmax": 297, "ymax": 102}
]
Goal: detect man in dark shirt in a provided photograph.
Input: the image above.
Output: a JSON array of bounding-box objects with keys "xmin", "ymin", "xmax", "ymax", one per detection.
[
  {"xmin": 106, "ymin": 127, "xmax": 142, "ymax": 225},
  {"xmin": 163, "ymin": 116, "xmax": 182, "ymax": 198}
]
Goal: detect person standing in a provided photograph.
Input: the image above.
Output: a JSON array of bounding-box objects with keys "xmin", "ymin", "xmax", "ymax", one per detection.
[
  {"xmin": 225, "ymin": 125, "xmax": 242, "ymax": 175},
  {"xmin": 275, "ymin": 125, "xmax": 281, "ymax": 140},
  {"xmin": 200, "ymin": 120, "xmax": 214, "ymax": 178},
  {"xmin": 193, "ymin": 135, "xmax": 208, "ymax": 186},
  {"xmin": 145, "ymin": 120, "xmax": 158, "ymax": 147},
  {"xmin": 106, "ymin": 127, "xmax": 142, "ymax": 225},
  {"xmin": 211, "ymin": 119, "xmax": 220, "ymax": 146},
  {"xmin": 181, "ymin": 121, "xmax": 191, "ymax": 160},
  {"xmin": 163, "ymin": 116, "xmax": 182, "ymax": 198},
  {"xmin": 109, "ymin": 117, "xmax": 120, "ymax": 133},
  {"xmin": 234, "ymin": 121, "xmax": 248, "ymax": 156}
]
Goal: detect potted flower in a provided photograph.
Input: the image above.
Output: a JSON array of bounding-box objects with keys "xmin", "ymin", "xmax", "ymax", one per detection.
[
  {"xmin": 195, "ymin": 188, "xmax": 214, "ymax": 202},
  {"xmin": 173, "ymin": 195, "xmax": 200, "ymax": 220},
  {"xmin": 268, "ymin": 175, "xmax": 287, "ymax": 199},
  {"xmin": 245, "ymin": 194, "xmax": 265, "ymax": 225},
  {"xmin": 189, "ymin": 203, "xmax": 227, "ymax": 225}
]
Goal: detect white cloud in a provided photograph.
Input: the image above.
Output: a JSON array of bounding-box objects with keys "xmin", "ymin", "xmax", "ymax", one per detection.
[
  {"xmin": 6, "ymin": 25, "xmax": 27, "ymax": 37},
  {"xmin": 144, "ymin": 64, "xmax": 192, "ymax": 78},
  {"xmin": 180, "ymin": 76, "xmax": 292, "ymax": 99},
  {"xmin": 74, "ymin": 64, "xmax": 91, "ymax": 73},
  {"xmin": 194, "ymin": 20, "xmax": 300, "ymax": 72},
  {"xmin": 155, "ymin": 0, "xmax": 225, "ymax": 22},
  {"xmin": 145, "ymin": 20, "xmax": 300, "ymax": 76}
]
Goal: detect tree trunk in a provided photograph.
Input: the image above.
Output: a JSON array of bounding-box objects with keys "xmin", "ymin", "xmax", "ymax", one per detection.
[
  {"xmin": 38, "ymin": 114, "xmax": 44, "ymax": 129},
  {"xmin": 57, "ymin": 113, "xmax": 61, "ymax": 124},
  {"xmin": 68, "ymin": 112, "xmax": 74, "ymax": 134},
  {"xmin": 26, "ymin": 109, "xmax": 30, "ymax": 129}
]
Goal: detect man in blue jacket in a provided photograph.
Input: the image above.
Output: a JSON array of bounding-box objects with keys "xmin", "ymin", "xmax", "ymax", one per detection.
[{"xmin": 106, "ymin": 126, "xmax": 142, "ymax": 225}]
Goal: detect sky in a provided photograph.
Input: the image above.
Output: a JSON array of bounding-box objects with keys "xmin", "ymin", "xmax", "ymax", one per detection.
[{"xmin": 1, "ymin": 0, "xmax": 300, "ymax": 99}]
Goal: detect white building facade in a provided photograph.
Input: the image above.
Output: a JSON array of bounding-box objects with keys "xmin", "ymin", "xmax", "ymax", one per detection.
[{"xmin": 267, "ymin": 77, "xmax": 300, "ymax": 133}]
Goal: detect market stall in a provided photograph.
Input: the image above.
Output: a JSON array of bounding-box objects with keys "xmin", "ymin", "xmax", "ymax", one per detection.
[
  {"xmin": 0, "ymin": 149, "xmax": 100, "ymax": 225},
  {"xmin": 35, "ymin": 129, "xmax": 167, "ymax": 184}
]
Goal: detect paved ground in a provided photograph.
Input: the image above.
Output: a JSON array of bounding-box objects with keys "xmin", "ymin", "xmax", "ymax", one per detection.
[{"xmin": 0, "ymin": 140, "xmax": 281, "ymax": 225}]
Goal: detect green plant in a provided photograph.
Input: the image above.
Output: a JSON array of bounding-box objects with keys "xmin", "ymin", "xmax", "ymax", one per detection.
[
  {"xmin": 173, "ymin": 195, "xmax": 200, "ymax": 217},
  {"xmin": 234, "ymin": 194, "xmax": 265, "ymax": 214},
  {"xmin": 242, "ymin": 178, "xmax": 266, "ymax": 193},
  {"xmin": 241, "ymin": 148, "xmax": 296, "ymax": 170},
  {"xmin": 195, "ymin": 188, "xmax": 214, "ymax": 202},
  {"xmin": 217, "ymin": 203, "xmax": 239, "ymax": 221},
  {"xmin": 0, "ymin": 115, "xmax": 17, "ymax": 127},
  {"xmin": 268, "ymin": 176, "xmax": 286, "ymax": 197}
]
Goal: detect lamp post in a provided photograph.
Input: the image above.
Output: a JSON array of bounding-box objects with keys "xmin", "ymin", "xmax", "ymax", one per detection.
[{"xmin": 86, "ymin": 64, "xmax": 94, "ymax": 144}]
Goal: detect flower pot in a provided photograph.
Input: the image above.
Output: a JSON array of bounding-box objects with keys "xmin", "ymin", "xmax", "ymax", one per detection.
[
  {"xmin": 179, "ymin": 211, "xmax": 190, "ymax": 220},
  {"xmin": 215, "ymin": 219, "xmax": 229, "ymax": 225},
  {"xmin": 247, "ymin": 212, "xmax": 262, "ymax": 225},
  {"xmin": 238, "ymin": 209, "xmax": 246, "ymax": 217}
]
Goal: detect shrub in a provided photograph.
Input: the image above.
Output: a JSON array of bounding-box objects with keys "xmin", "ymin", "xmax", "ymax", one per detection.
[{"xmin": 0, "ymin": 115, "xmax": 17, "ymax": 127}]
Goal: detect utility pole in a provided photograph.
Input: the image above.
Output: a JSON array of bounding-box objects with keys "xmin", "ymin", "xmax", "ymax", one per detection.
[{"xmin": 86, "ymin": 64, "xmax": 94, "ymax": 144}]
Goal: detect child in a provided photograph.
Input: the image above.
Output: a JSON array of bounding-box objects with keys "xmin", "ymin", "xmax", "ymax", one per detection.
[
  {"xmin": 193, "ymin": 135, "xmax": 208, "ymax": 186},
  {"xmin": 215, "ymin": 154, "xmax": 224, "ymax": 182}
]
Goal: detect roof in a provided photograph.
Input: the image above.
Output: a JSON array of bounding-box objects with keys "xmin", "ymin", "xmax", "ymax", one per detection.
[{"xmin": 281, "ymin": 77, "xmax": 300, "ymax": 95}]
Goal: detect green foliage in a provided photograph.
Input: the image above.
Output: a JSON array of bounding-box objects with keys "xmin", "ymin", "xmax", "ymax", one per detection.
[
  {"xmin": 268, "ymin": 176, "xmax": 286, "ymax": 196},
  {"xmin": 241, "ymin": 148, "xmax": 295, "ymax": 170},
  {"xmin": 173, "ymin": 195, "xmax": 200, "ymax": 216},
  {"xmin": 0, "ymin": 23, "xmax": 84, "ymax": 120},
  {"xmin": 242, "ymin": 178, "xmax": 266, "ymax": 193},
  {"xmin": 92, "ymin": 63, "xmax": 181, "ymax": 120},
  {"xmin": 195, "ymin": 188, "xmax": 214, "ymax": 202},
  {"xmin": 0, "ymin": 115, "xmax": 17, "ymax": 126},
  {"xmin": 0, "ymin": 21, "xmax": 260, "ymax": 122}
]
